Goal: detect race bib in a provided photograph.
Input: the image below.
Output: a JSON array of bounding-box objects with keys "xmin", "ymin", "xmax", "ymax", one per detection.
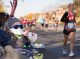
[{"xmin": 68, "ymin": 22, "xmax": 75, "ymax": 29}]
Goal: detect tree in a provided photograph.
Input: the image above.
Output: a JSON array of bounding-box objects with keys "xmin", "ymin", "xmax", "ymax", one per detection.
[
  {"xmin": 10, "ymin": 0, "xmax": 25, "ymax": 17},
  {"xmin": 74, "ymin": 0, "xmax": 80, "ymax": 8},
  {"xmin": 10, "ymin": 0, "xmax": 17, "ymax": 17},
  {"xmin": 0, "ymin": 1, "xmax": 5, "ymax": 12},
  {"xmin": 74, "ymin": 0, "xmax": 80, "ymax": 17}
]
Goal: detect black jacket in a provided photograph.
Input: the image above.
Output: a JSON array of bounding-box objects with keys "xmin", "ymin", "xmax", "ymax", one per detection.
[{"xmin": 61, "ymin": 12, "xmax": 68, "ymax": 23}]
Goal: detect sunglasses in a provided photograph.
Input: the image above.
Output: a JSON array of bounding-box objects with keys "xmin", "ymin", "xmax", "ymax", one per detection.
[{"xmin": 11, "ymin": 25, "xmax": 23, "ymax": 29}]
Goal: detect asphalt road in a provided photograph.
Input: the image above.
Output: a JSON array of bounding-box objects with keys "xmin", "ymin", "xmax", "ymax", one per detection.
[
  {"xmin": 33, "ymin": 26, "xmax": 80, "ymax": 59},
  {"xmin": 1, "ymin": 25, "xmax": 80, "ymax": 59}
]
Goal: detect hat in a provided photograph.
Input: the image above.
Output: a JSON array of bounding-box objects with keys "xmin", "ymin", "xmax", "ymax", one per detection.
[
  {"xmin": 6, "ymin": 17, "xmax": 21, "ymax": 28},
  {"xmin": 0, "ymin": 12, "xmax": 9, "ymax": 22}
]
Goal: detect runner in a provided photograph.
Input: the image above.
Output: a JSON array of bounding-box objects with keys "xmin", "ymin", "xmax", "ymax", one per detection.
[
  {"xmin": 61, "ymin": 4, "xmax": 77, "ymax": 56},
  {"xmin": 45, "ymin": 20, "xmax": 49, "ymax": 31},
  {"xmin": 37, "ymin": 15, "xmax": 45, "ymax": 30},
  {"xmin": 54, "ymin": 19, "xmax": 59, "ymax": 31}
]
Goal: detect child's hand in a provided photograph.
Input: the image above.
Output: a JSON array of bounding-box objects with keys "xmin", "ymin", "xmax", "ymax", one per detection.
[{"xmin": 23, "ymin": 29, "xmax": 29, "ymax": 36}]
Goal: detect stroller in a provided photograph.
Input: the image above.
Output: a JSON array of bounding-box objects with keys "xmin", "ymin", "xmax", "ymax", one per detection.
[
  {"xmin": 13, "ymin": 35, "xmax": 34, "ymax": 59},
  {"xmin": 16, "ymin": 32, "xmax": 45, "ymax": 59},
  {"xmin": 14, "ymin": 46, "xmax": 34, "ymax": 59},
  {"xmin": 28, "ymin": 32, "xmax": 46, "ymax": 59}
]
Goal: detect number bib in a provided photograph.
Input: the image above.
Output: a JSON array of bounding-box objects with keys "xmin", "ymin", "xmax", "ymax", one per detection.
[
  {"xmin": 67, "ymin": 22, "xmax": 75, "ymax": 31},
  {"xmin": 68, "ymin": 23, "xmax": 74, "ymax": 28}
]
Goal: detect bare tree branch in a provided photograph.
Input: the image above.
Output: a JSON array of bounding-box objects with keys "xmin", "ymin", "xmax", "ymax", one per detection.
[{"xmin": 10, "ymin": 0, "xmax": 17, "ymax": 17}]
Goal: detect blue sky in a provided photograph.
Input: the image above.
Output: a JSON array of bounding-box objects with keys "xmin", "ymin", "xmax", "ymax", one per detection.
[{"xmin": 2, "ymin": 0, "xmax": 73, "ymax": 18}]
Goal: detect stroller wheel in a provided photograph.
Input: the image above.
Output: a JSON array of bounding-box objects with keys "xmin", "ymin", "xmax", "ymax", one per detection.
[{"xmin": 0, "ymin": 53, "xmax": 3, "ymax": 56}]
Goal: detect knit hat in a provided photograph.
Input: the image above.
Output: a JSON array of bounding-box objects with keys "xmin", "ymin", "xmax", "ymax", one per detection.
[
  {"xmin": 6, "ymin": 17, "xmax": 21, "ymax": 28},
  {"xmin": 0, "ymin": 12, "xmax": 9, "ymax": 22}
]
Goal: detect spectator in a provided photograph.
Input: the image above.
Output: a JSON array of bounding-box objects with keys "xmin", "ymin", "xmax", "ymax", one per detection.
[
  {"xmin": 6, "ymin": 17, "xmax": 33, "ymax": 59},
  {"xmin": 6, "ymin": 17, "xmax": 24, "ymax": 47},
  {"xmin": 0, "ymin": 12, "xmax": 19, "ymax": 59}
]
